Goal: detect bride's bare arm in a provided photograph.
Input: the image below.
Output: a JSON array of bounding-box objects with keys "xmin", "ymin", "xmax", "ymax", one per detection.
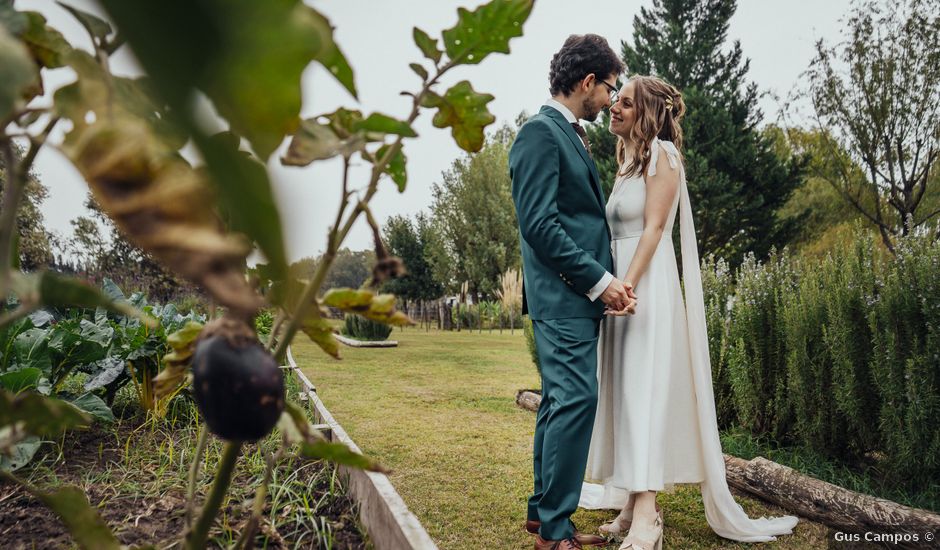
[{"xmin": 622, "ymin": 151, "xmax": 680, "ymax": 290}]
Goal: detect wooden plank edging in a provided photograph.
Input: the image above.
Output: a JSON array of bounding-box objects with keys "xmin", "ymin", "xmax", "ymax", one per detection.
[
  {"xmin": 286, "ymin": 347, "xmax": 438, "ymax": 550},
  {"xmin": 335, "ymin": 334, "xmax": 399, "ymax": 348}
]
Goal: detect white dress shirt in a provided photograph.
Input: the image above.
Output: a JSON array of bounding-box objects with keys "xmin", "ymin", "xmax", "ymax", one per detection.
[{"xmin": 543, "ymin": 99, "xmax": 614, "ymax": 303}]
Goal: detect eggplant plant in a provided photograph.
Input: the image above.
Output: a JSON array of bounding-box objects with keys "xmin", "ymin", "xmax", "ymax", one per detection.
[{"xmin": 0, "ymin": 0, "xmax": 534, "ymax": 547}]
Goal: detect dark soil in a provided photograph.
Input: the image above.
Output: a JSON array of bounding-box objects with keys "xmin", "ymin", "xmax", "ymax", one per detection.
[{"xmin": 0, "ymin": 411, "xmax": 367, "ymax": 549}]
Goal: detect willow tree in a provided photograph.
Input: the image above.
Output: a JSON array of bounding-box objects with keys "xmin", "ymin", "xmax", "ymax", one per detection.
[{"xmin": 807, "ymin": 0, "xmax": 940, "ymax": 253}]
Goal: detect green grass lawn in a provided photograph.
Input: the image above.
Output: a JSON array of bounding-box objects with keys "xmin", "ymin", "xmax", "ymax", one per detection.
[{"xmin": 292, "ymin": 327, "xmax": 829, "ymax": 549}]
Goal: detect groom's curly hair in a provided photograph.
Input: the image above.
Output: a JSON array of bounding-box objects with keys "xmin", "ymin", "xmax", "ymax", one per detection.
[{"xmin": 549, "ymin": 34, "xmax": 624, "ymax": 97}]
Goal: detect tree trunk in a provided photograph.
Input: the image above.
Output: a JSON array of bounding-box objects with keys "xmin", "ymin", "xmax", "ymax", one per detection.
[{"xmin": 724, "ymin": 455, "xmax": 940, "ymax": 546}]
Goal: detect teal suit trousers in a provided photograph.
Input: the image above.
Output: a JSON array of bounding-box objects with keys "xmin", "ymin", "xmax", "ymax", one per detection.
[{"xmin": 529, "ymin": 317, "xmax": 601, "ymax": 539}]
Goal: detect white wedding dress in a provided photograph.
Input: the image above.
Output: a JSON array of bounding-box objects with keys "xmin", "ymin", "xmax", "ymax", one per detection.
[{"xmin": 579, "ymin": 138, "xmax": 799, "ymax": 542}]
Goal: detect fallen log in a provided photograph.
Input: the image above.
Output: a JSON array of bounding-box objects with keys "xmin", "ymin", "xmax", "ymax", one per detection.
[
  {"xmin": 724, "ymin": 455, "xmax": 940, "ymax": 548},
  {"xmin": 516, "ymin": 388, "xmax": 940, "ymax": 545}
]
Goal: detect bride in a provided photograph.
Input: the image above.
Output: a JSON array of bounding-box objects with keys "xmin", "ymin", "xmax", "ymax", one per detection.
[{"xmin": 579, "ymin": 75, "xmax": 799, "ymax": 549}]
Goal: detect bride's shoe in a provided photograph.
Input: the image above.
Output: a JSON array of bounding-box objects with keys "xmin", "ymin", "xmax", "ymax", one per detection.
[
  {"xmin": 618, "ymin": 509, "xmax": 663, "ymax": 550},
  {"xmin": 598, "ymin": 493, "xmax": 636, "ymax": 538}
]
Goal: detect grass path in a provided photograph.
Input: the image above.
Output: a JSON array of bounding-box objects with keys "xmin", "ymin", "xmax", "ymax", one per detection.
[{"xmin": 293, "ymin": 328, "xmax": 830, "ymax": 549}]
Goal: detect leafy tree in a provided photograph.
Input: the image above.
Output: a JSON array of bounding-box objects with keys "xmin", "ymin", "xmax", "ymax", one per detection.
[
  {"xmin": 429, "ymin": 123, "xmax": 521, "ymax": 298},
  {"xmin": 382, "ymin": 213, "xmax": 443, "ymax": 301},
  {"xmin": 64, "ymin": 195, "xmax": 191, "ymax": 303},
  {"xmin": 806, "ymin": 0, "xmax": 940, "ymax": 253},
  {"xmin": 768, "ymin": 126, "xmax": 868, "ymax": 247},
  {"xmin": 0, "ymin": 142, "xmax": 54, "ymax": 270},
  {"xmin": 291, "ymin": 248, "xmax": 376, "ymax": 294},
  {"xmin": 588, "ymin": 0, "xmax": 806, "ymax": 266}
]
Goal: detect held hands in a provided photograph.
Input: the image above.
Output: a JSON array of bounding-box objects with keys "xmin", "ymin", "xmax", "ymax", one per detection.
[{"xmin": 600, "ymin": 278, "xmax": 637, "ymax": 316}]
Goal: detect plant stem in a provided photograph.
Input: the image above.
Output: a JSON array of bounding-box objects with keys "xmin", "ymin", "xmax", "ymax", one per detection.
[
  {"xmin": 185, "ymin": 425, "xmax": 210, "ymax": 530},
  {"xmin": 0, "ymin": 141, "xmax": 24, "ymax": 295},
  {"xmin": 264, "ymin": 309, "xmax": 285, "ymax": 352},
  {"xmin": 185, "ymin": 439, "xmax": 242, "ymax": 550},
  {"xmin": 271, "ymin": 64, "xmax": 452, "ymax": 362}
]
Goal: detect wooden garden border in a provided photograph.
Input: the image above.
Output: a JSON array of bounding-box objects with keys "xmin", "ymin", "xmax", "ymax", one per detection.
[
  {"xmin": 335, "ymin": 334, "xmax": 399, "ymax": 348},
  {"xmin": 286, "ymin": 347, "xmax": 438, "ymax": 550}
]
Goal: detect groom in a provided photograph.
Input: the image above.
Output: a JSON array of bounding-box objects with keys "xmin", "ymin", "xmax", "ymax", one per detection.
[{"xmin": 509, "ymin": 34, "xmax": 635, "ymax": 549}]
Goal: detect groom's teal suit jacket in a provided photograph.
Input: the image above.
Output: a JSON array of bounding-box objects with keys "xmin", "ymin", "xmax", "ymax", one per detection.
[{"xmin": 509, "ymin": 105, "xmax": 614, "ymax": 320}]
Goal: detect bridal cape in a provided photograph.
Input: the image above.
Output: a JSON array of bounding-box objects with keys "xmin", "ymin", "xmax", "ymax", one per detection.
[{"xmin": 579, "ymin": 139, "xmax": 799, "ymax": 542}]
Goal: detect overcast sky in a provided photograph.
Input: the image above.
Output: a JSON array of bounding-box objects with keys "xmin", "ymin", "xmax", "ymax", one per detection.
[{"xmin": 18, "ymin": 0, "xmax": 852, "ymax": 263}]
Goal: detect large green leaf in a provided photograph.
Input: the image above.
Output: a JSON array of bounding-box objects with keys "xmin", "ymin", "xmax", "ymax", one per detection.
[
  {"xmin": 12, "ymin": 328, "xmax": 52, "ymax": 373},
  {"xmin": 0, "ymin": 25, "xmax": 37, "ymax": 121},
  {"xmin": 198, "ymin": 131, "xmax": 288, "ymax": 284},
  {"xmin": 420, "ymin": 80, "xmax": 495, "ymax": 153},
  {"xmin": 0, "ymin": 435, "xmax": 41, "ymax": 471},
  {"xmin": 0, "ymin": 389, "xmax": 91, "ymax": 436},
  {"xmin": 0, "ymin": 367, "xmax": 43, "ymax": 393},
  {"xmin": 82, "ymin": 358, "xmax": 126, "ymax": 392},
  {"xmin": 65, "ymin": 393, "xmax": 114, "ymax": 424},
  {"xmin": 100, "ymin": 278, "xmax": 125, "ymax": 302},
  {"xmin": 8, "ymin": 271, "xmax": 156, "ymax": 328},
  {"xmin": 46, "ymin": 320, "xmax": 109, "ymax": 372},
  {"xmin": 441, "ymin": 0, "xmax": 533, "ymax": 66},
  {"xmin": 98, "ymin": 0, "xmax": 356, "ymax": 159}
]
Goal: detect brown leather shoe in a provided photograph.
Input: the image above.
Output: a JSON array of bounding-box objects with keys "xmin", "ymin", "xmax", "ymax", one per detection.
[
  {"xmin": 526, "ymin": 522, "xmax": 606, "ymax": 546},
  {"xmin": 534, "ymin": 535, "xmax": 582, "ymax": 550}
]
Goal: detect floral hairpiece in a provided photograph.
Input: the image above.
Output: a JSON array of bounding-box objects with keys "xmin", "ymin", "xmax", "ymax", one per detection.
[{"xmin": 664, "ymin": 97, "xmax": 674, "ymax": 112}]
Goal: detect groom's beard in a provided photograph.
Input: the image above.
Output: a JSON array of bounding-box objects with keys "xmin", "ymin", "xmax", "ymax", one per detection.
[{"xmin": 581, "ymin": 96, "xmax": 603, "ymax": 122}]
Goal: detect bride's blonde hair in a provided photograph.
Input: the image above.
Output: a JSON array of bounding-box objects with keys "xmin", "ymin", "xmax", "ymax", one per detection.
[{"xmin": 616, "ymin": 75, "xmax": 686, "ymax": 177}]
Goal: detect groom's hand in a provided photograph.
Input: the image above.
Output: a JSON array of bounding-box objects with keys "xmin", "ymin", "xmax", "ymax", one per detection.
[
  {"xmin": 600, "ymin": 278, "xmax": 629, "ymax": 311},
  {"xmin": 603, "ymin": 279, "xmax": 637, "ymax": 316}
]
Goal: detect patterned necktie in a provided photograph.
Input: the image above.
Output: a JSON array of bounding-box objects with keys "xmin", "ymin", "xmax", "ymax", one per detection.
[{"xmin": 571, "ymin": 122, "xmax": 592, "ymax": 158}]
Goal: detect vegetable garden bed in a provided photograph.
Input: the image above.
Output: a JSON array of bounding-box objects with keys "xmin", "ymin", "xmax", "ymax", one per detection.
[{"xmin": 0, "ymin": 391, "xmax": 368, "ymax": 549}]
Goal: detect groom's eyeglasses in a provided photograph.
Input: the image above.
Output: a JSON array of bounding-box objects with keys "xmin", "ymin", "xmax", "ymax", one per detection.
[{"xmin": 599, "ymin": 79, "xmax": 619, "ymax": 103}]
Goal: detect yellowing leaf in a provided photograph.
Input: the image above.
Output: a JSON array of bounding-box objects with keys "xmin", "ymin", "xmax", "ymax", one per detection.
[
  {"xmin": 300, "ymin": 440, "xmax": 389, "ymax": 472},
  {"xmin": 421, "ymin": 80, "xmax": 495, "ymax": 153},
  {"xmin": 322, "ymin": 288, "xmax": 374, "ymax": 311},
  {"xmin": 301, "ymin": 314, "xmax": 339, "ymax": 359}
]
